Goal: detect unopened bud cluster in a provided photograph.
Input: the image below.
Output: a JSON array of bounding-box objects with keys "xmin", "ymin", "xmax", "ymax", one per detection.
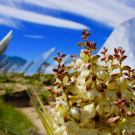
[{"xmin": 49, "ymin": 30, "xmax": 135, "ymax": 135}]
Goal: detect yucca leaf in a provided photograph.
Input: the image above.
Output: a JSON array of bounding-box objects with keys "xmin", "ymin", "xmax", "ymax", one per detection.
[
  {"xmin": 0, "ymin": 130, "xmax": 7, "ymax": 135},
  {"xmin": 35, "ymin": 93, "xmax": 54, "ymax": 130},
  {"xmin": 27, "ymin": 91, "xmax": 54, "ymax": 135}
]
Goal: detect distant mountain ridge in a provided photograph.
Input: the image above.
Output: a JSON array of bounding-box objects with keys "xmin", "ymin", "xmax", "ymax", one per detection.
[{"xmin": 0, "ymin": 54, "xmax": 27, "ymax": 67}]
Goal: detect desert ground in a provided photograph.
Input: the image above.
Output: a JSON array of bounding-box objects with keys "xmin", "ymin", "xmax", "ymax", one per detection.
[{"xmin": 0, "ymin": 73, "xmax": 54, "ymax": 135}]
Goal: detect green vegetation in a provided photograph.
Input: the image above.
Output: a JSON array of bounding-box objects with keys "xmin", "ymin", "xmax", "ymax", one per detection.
[
  {"xmin": 0, "ymin": 100, "xmax": 36, "ymax": 135},
  {"xmin": 41, "ymin": 90, "xmax": 51, "ymax": 102}
]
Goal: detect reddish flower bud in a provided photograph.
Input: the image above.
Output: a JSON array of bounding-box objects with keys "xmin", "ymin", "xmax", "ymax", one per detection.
[
  {"xmin": 114, "ymin": 54, "xmax": 120, "ymax": 59},
  {"xmin": 121, "ymin": 77, "xmax": 127, "ymax": 82},
  {"xmin": 100, "ymin": 51, "xmax": 105, "ymax": 55},
  {"xmin": 122, "ymin": 55, "xmax": 127, "ymax": 60},
  {"xmin": 61, "ymin": 71, "xmax": 68, "ymax": 77},
  {"xmin": 111, "ymin": 73, "xmax": 120, "ymax": 78},
  {"xmin": 82, "ymin": 30, "xmax": 88, "ymax": 35},
  {"xmin": 108, "ymin": 54, "xmax": 113, "ymax": 60},
  {"xmin": 83, "ymin": 49, "xmax": 89, "ymax": 54},
  {"xmin": 53, "ymin": 57, "xmax": 59, "ymax": 61},
  {"xmin": 84, "ymin": 64, "xmax": 91, "ymax": 70},
  {"xmin": 117, "ymin": 92, "xmax": 121, "ymax": 98},
  {"xmin": 96, "ymin": 86, "xmax": 104, "ymax": 92},
  {"xmin": 66, "ymin": 82, "xmax": 75, "ymax": 88},
  {"xmin": 108, "ymin": 78, "xmax": 115, "ymax": 83},
  {"xmin": 86, "ymin": 83, "xmax": 92, "ymax": 91},
  {"xmin": 48, "ymin": 95, "xmax": 53, "ymax": 98},
  {"xmin": 125, "ymin": 102, "xmax": 130, "ymax": 107},
  {"xmin": 101, "ymin": 57, "xmax": 106, "ymax": 61},
  {"xmin": 82, "ymin": 35, "xmax": 87, "ymax": 40},
  {"xmin": 92, "ymin": 55, "xmax": 100, "ymax": 61},
  {"xmin": 57, "ymin": 52, "xmax": 60, "ymax": 56},
  {"xmin": 130, "ymin": 74, "xmax": 135, "ymax": 80},
  {"xmin": 122, "ymin": 65, "xmax": 131, "ymax": 71},
  {"xmin": 53, "ymin": 69, "xmax": 58, "ymax": 73},
  {"xmin": 121, "ymin": 50, "xmax": 125, "ymax": 55},
  {"xmin": 121, "ymin": 98, "xmax": 126, "ymax": 102},
  {"xmin": 118, "ymin": 47, "xmax": 122, "ymax": 52},
  {"xmin": 85, "ymin": 75, "xmax": 90, "ymax": 82},
  {"xmin": 105, "ymin": 48, "xmax": 108, "ymax": 53},
  {"xmin": 123, "ymin": 72, "xmax": 129, "ymax": 76},
  {"xmin": 58, "ymin": 58, "xmax": 62, "ymax": 63},
  {"xmin": 100, "ymin": 83, "xmax": 107, "ymax": 89},
  {"xmin": 113, "ymin": 101, "xmax": 120, "ymax": 106},
  {"xmin": 48, "ymin": 89, "xmax": 55, "ymax": 94},
  {"xmin": 86, "ymin": 33, "xmax": 91, "ymax": 37},
  {"xmin": 120, "ymin": 108, "xmax": 126, "ymax": 114},
  {"xmin": 127, "ymin": 111, "xmax": 135, "ymax": 117},
  {"xmin": 132, "ymin": 87, "xmax": 135, "ymax": 91},
  {"xmin": 77, "ymin": 42, "xmax": 85, "ymax": 47},
  {"xmin": 92, "ymin": 75, "xmax": 96, "ymax": 81},
  {"xmin": 53, "ymin": 82, "xmax": 59, "ymax": 86},
  {"xmin": 57, "ymin": 63, "xmax": 60, "ymax": 69},
  {"xmin": 61, "ymin": 54, "xmax": 66, "ymax": 58},
  {"xmin": 131, "ymin": 80, "xmax": 135, "ymax": 85},
  {"xmin": 114, "ymin": 48, "xmax": 118, "ymax": 54},
  {"xmin": 107, "ymin": 116, "xmax": 120, "ymax": 124},
  {"xmin": 74, "ymin": 54, "xmax": 77, "ymax": 58}
]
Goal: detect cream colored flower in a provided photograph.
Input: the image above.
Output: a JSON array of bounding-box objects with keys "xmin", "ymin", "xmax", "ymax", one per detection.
[
  {"xmin": 62, "ymin": 121, "xmax": 80, "ymax": 135},
  {"xmin": 76, "ymin": 58, "xmax": 85, "ymax": 67},
  {"xmin": 106, "ymin": 78, "xmax": 116, "ymax": 89},
  {"xmin": 98, "ymin": 99, "xmax": 119, "ymax": 117},
  {"xmin": 105, "ymin": 90, "xmax": 118, "ymax": 100},
  {"xmin": 96, "ymin": 104, "xmax": 104, "ymax": 115},
  {"xmin": 55, "ymin": 100, "xmax": 69, "ymax": 113},
  {"xmin": 80, "ymin": 109, "xmax": 92, "ymax": 124},
  {"xmin": 80, "ymin": 70, "xmax": 90, "ymax": 80},
  {"xmin": 69, "ymin": 107, "xmax": 81, "ymax": 120},
  {"xmin": 80, "ymin": 49, "xmax": 88, "ymax": 60},
  {"xmin": 116, "ymin": 77, "xmax": 129, "ymax": 89},
  {"xmin": 77, "ymin": 86, "xmax": 89, "ymax": 100},
  {"xmin": 101, "ymin": 128, "xmax": 111, "ymax": 135},
  {"xmin": 87, "ymin": 88, "xmax": 102, "ymax": 100},
  {"xmin": 122, "ymin": 130, "xmax": 130, "ymax": 135},
  {"xmin": 54, "ymin": 127, "xmax": 64, "ymax": 135},
  {"xmin": 63, "ymin": 76, "xmax": 69, "ymax": 86},
  {"xmin": 77, "ymin": 128, "xmax": 91, "ymax": 135},
  {"xmin": 97, "ymin": 69, "xmax": 108, "ymax": 80},
  {"xmin": 83, "ymin": 104, "xmax": 96, "ymax": 118}
]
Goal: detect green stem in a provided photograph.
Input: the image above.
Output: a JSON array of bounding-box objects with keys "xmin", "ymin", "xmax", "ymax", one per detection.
[
  {"xmin": 89, "ymin": 52, "xmax": 97, "ymax": 87},
  {"xmin": 120, "ymin": 64, "xmax": 122, "ymax": 77}
]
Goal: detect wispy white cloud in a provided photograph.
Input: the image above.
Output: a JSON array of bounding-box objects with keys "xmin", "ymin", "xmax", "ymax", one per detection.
[
  {"xmin": 11, "ymin": 0, "xmax": 135, "ymax": 28},
  {"xmin": 24, "ymin": 35, "xmax": 45, "ymax": 38},
  {"xmin": 0, "ymin": 15, "xmax": 24, "ymax": 28},
  {"xmin": 0, "ymin": 4, "xmax": 88, "ymax": 30}
]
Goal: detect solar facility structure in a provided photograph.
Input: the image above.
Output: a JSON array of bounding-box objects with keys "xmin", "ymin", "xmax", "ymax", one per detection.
[
  {"xmin": 0, "ymin": 30, "xmax": 13, "ymax": 58},
  {"xmin": 18, "ymin": 60, "xmax": 34, "ymax": 73},
  {"xmin": 24, "ymin": 47, "xmax": 55, "ymax": 76},
  {"xmin": 98, "ymin": 17, "xmax": 135, "ymax": 69}
]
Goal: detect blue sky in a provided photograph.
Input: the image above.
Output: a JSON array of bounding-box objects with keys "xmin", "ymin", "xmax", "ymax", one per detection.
[{"xmin": 0, "ymin": 0, "xmax": 135, "ymax": 63}]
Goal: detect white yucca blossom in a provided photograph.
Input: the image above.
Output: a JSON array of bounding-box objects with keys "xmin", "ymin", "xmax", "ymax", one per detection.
[{"xmin": 48, "ymin": 30, "xmax": 135, "ymax": 135}]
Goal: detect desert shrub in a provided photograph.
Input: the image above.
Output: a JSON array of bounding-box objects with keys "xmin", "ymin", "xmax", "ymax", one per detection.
[
  {"xmin": 43, "ymin": 74, "xmax": 55, "ymax": 85},
  {"xmin": 0, "ymin": 100, "xmax": 36, "ymax": 135},
  {"xmin": 41, "ymin": 90, "xmax": 51, "ymax": 102}
]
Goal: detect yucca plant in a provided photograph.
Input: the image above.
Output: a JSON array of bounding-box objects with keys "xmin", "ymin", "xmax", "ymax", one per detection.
[{"xmin": 27, "ymin": 30, "xmax": 135, "ymax": 135}]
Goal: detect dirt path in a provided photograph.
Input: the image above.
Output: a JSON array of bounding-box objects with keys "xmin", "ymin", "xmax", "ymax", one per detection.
[{"xmin": 17, "ymin": 105, "xmax": 52, "ymax": 135}]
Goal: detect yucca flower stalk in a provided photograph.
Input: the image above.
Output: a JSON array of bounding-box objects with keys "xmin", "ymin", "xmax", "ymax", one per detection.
[{"xmin": 48, "ymin": 30, "xmax": 135, "ymax": 135}]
